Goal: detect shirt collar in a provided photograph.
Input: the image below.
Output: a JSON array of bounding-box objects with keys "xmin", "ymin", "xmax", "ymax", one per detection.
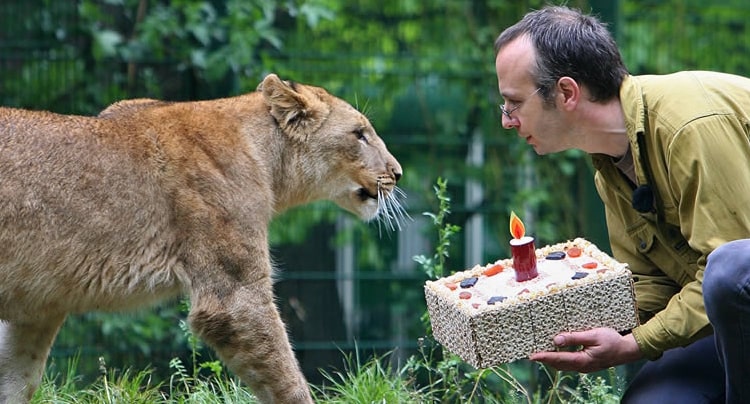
[{"xmin": 619, "ymin": 75, "xmax": 651, "ymax": 187}]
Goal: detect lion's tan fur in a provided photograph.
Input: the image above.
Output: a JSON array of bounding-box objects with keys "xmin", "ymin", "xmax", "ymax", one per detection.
[{"xmin": 0, "ymin": 74, "xmax": 402, "ymax": 403}]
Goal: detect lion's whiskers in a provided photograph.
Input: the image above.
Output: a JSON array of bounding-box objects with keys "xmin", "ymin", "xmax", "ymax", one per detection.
[{"xmin": 375, "ymin": 181, "xmax": 411, "ymax": 235}]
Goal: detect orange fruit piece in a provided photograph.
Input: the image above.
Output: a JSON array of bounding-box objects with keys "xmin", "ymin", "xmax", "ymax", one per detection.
[
  {"xmin": 582, "ymin": 262, "xmax": 598, "ymax": 269},
  {"xmin": 567, "ymin": 247, "xmax": 582, "ymax": 257},
  {"xmin": 483, "ymin": 264, "xmax": 504, "ymax": 276}
]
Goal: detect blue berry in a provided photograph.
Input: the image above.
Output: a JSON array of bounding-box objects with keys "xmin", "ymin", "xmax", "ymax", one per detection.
[
  {"xmin": 460, "ymin": 277, "xmax": 478, "ymax": 288},
  {"xmin": 546, "ymin": 251, "xmax": 566, "ymax": 260}
]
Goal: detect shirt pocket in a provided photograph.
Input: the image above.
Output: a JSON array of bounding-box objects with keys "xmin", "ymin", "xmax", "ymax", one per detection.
[{"xmin": 627, "ymin": 219, "xmax": 698, "ymax": 286}]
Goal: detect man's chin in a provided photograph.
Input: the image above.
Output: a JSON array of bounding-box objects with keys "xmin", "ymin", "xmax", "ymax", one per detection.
[{"xmin": 531, "ymin": 145, "xmax": 546, "ymax": 155}]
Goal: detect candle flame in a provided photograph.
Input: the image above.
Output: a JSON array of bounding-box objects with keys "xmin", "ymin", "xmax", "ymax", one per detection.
[{"xmin": 509, "ymin": 211, "xmax": 525, "ymax": 239}]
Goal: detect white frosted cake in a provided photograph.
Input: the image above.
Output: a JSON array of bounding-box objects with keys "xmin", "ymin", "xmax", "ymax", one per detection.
[{"xmin": 424, "ymin": 238, "xmax": 638, "ymax": 368}]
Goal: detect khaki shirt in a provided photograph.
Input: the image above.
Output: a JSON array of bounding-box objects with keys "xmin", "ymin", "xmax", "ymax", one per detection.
[{"xmin": 593, "ymin": 72, "xmax": 750, "ymax": 359}]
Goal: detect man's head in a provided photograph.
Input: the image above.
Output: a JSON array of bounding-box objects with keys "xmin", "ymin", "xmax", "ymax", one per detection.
[
  {"xmin": 495, "ymin": 6, "xmax": 628, "ymax": 104},
  {"xmin": 494, "ymin": 6, "xmax": 628, "ymax": 154}
]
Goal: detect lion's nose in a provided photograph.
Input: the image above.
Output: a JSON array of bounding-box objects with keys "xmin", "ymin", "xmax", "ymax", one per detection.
[
  {"xmin": 392, "ymin": 168, "xmax": 402, "ymax": 182},
  {"xmin": 388, "ymin": 157, "xmax": 402, "ymax": 182}
]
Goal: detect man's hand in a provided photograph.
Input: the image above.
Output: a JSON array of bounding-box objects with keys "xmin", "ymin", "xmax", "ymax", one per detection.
[{"xmin": 529, "ymin": 327, "xmax": 643, "ymax": 372}]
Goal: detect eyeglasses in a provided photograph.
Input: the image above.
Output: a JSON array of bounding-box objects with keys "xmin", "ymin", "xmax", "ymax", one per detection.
[{"xmin": 499, "ymin": 87, "xmax": 541, "ymax": 119}]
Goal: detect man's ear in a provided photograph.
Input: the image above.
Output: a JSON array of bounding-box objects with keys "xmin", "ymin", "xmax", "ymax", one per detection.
[
  {"xmin": 556, "ymin": 76, "xmax": 580, "ymax": 111},
  {"xmin": 259, "ymin": 74, "xmax": 330, "ymax": 139}
]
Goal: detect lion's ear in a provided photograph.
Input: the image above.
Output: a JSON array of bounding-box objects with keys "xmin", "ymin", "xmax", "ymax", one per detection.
[{"xmin": 260, "ymin": 74, "xmax": 329, "ymax": 139}]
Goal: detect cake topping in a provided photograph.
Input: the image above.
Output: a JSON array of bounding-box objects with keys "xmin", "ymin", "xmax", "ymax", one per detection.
[
  {"xmin": 483, "ymin": 263, "xmax": 504, "ymax": 276},
  {"xmin": 429, "ymin": 238, "xmax": 630, "ymax": 311},
  {"xmin": 567, "ymin": 246, "xmax": 582, "ymax": 257},
  {"xmin": 545, "ymin": 251, "xmax": 566, "ymax": 260},
  {"xmin": 460, "ymin": 277, "xmax": 478, "ymax": 288}
]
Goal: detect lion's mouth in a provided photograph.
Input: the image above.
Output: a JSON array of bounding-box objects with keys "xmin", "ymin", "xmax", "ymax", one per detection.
[
  {"xmin": 352, "ymin": 183, "xmax": 410, "ymax": 233},
  {"xmin": 357, "ymin": 187, "xmax": 378, "ymax": 201}
]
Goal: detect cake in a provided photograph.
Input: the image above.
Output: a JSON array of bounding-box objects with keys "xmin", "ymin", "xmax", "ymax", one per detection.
[{"xmin": 423, "ymin": 238, "xmax": 638, "ymax": 368}]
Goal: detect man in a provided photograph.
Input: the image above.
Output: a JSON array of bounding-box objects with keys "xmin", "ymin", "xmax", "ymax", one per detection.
[{"xmin": 494, "ymin": 5, "xmax": 750, "ymax": 403}]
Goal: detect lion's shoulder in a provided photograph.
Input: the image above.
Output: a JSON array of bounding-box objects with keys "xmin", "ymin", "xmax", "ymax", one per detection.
[{"xmin": 98, "ymin": 98, "xmax": 173, "ymax": 118}]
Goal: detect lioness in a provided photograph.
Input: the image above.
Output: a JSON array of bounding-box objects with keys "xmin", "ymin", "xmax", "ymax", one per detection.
[{"xmin": 0, "ymin": 74, "xmax": 405, "ymax": 403}]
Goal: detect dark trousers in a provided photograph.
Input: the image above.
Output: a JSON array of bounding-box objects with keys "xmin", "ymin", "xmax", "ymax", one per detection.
[
  {"xmin": 620, "ymin": 335, "xmax": 724, "ymax": 403},
  {"xmin": 703, "ymin": 239, "xmax": 750, "ymax": 403},
  {"xmin": 623, "ymin": 238, "xmax": 750, "ymax": 403}
]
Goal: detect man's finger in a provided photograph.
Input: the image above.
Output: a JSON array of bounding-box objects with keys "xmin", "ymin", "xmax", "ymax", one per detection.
[
  {"xmin": 553, "ymin": 329, "xmax": 604, "ymax": 347},
  {"xmin": 528, "ymin": 350, "xmax": 591, "ymax": 372}
]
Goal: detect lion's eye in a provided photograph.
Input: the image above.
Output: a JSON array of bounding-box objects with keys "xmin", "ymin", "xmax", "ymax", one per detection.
[{"xmin": 353, "ymin": 128, "xmax": 368, "ymax": 144}]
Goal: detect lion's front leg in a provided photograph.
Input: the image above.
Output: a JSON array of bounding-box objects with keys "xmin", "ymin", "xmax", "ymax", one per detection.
[
  {"xmin": 0, "ymin": 316, "xmax": 66, "ymax": 403},
  {"xmin": 188, "ymin": 279, "xmax": 313, "ymax": 404}
]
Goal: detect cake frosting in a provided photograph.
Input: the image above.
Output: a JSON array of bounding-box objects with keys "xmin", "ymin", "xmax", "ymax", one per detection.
[
  {"xmin": 424, "ymin": 238, "xmax": 638, "ymax": 368},
  {"xmin": 433, "ymin": 238, "xmax": 627, "ymax": 310}
]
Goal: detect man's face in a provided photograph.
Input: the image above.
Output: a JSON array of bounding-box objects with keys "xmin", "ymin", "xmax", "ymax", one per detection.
[{"xmin": 495, "ymin": 36, "xmax": 569, "ymax": 155}]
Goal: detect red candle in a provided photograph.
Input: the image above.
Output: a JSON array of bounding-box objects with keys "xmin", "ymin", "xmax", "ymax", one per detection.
[{"xmin": 509, "ymin": 211, "xmax": 538, "ymax": 282}]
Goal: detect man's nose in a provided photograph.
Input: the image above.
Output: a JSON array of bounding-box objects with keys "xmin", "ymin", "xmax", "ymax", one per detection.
[{"xmin": 502, "ymin": 115, "xmax": 518, "ymax": 129}]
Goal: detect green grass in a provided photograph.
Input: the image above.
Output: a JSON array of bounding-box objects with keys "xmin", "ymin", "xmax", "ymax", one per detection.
[
  {"xmin": 313, "ymin": 350, "xmax": 425, "ymax": 403},
  {"xmin": 35, "ymin": 350, "xmax": 624, "ymax": 403},
  {"xmin": 35, "ymin": 355, "xmax": 257, "ymax": 404}
]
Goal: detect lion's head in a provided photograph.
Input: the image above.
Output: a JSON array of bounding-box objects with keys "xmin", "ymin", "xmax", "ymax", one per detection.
[{"xmin": 258, "ymin": 74, "xmax": 408, "ymax": 230}]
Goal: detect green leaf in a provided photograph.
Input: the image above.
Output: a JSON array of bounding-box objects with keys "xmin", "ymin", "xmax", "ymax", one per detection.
[{"xmin": 92, "ymin": 29, "xmax": 123, "ymax": 60}]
